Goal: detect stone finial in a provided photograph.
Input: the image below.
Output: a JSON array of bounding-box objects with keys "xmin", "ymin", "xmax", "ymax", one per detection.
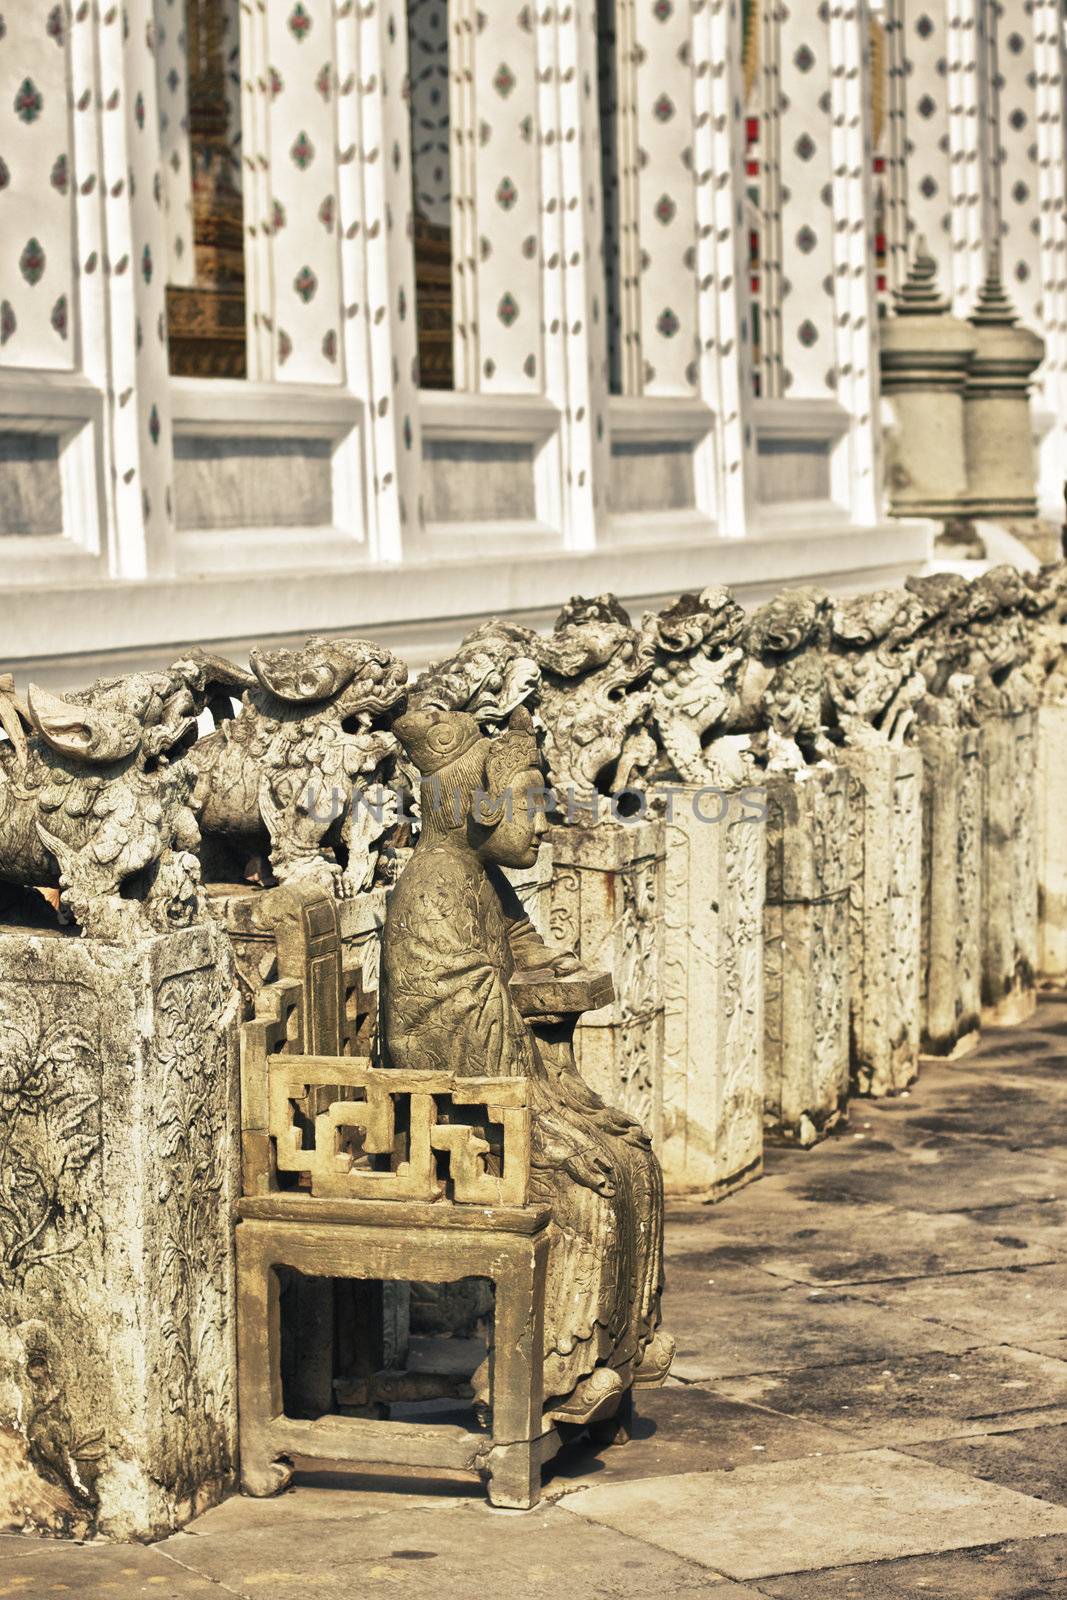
[
  {"xmin": 970, "ymin": 260, "xmax": 1019, "ymax": 327},
  {"xmin": 893, "ymin": 236, "xmax": 949, "ymax": 316}
]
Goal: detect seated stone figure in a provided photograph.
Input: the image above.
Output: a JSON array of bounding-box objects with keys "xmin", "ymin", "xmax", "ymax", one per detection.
[{"xmin": 379, "ymin": 708, "xmax": 672, "ymax": 1425}]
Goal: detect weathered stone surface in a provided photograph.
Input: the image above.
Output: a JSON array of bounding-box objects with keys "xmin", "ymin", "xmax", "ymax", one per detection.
[
  {"xmin": 1037, "ymin": 702, "xmax": 1067, "ymax": 984},
  {"xmin": 548, "ymin": 817, "xmax": 666, "ymax": 1141},
  {"xmin": 660, "ymin": 787, "xmax": 764, "ymax": 1198},
  {"xmin": 848, "ymin": 1261, "xmax": 1067, "ymax": 1349},
  {"xmin": 756, "ymin": 1535, "xmax": 1067, "ymax": 1599},
  {"xmin": 917, "ymin": 723, "xmax": 982, "ymax": 1056},
  {"xmin": 980, "ymin": 710, "xmax": 1038, "ymax": 1025},
  {"xmin": 504, "ymin": 839, "xmax": 554, "ymax": 942},
  {"xmin": 841, "ymin": 743, "xmax": 923, "ymax": 1095},
  {"xmin": 762, "ymin": 766, "xmax": 850, "ymax": 1144},
  {"xmin": 560, "ymin": 1451, "xmax": 1067, "ymax": 1580},
  {"xmin": 907, "ymin": 1423, "xmax": 1067, "ymax": 1507},
  {"xmin": 0, "ymin": 923, "xmax": 240, "ymax": 1541},
  {"xmin": 714, "ymin": 1345, "xmax": 1067, "ymax": 1446}
]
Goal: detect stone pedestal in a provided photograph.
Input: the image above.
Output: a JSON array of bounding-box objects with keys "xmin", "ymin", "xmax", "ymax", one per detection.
[
  {"xmin": 763, "ymin": 766, "xmax": 851, "ymax": 1145},
  {"xmin": 963, "ymin": 273, "xmax": 1045, "ymax": 520},
  {"xmin": 917, "ymin": 724, "xmax": 982, "ymax": 1057},
  {"xmin": 0, "ymin": 923, "xmax": 239, "ymax": 1541},
  {"xmin": 879, "ymin": 244, "xmax": 975, "ymax": 520},
  {"xmin": 841, "ymin": 745, "xmax": 923, "ymax": 1096},
  {"xmin": 1037, "ymin": 702, "xmax": 1067, "ymax": 984},
  {"xmin": 659, "ymin": 787, "xmax": 765, "ymax": 1198},
  {"xmin": 548, "ymin": 818, "xmax": 665, "ymax": 1144},
  {"xmin": 980, "ymin": 710, "xmax": 1039, "ymax": 1024}
]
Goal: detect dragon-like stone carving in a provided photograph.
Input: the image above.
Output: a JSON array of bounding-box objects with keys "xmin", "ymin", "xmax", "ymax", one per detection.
[
  {"xmin": 1020, "ymin": 561, "xmax": 1067, "ymax": 705},
  {"xmin": 0, "ymin": 671, "xmax": 205, "ymax": 942},
  {"xmin": 734, "ymin": 587, "xmax": 835, "ymax": 769},
  {"xmin": 411, "ymin": 596, "xmax": 656, "ymax": 800},
  {"xmin": 903, "ymin": 572, "xmax": 978, "ymax": 726},
  {"xmin": 188, "ymin": 635, "xmax": 407, "ymax": 896},
  {"xmin": 638, "ymin": 586, "xmax": 754, "ymax": 785},
  {"xmin": 957, "ymin": 565, "xmax": 1036, "ymax": 717},
  {"xmin": 825, "ymin": 588, "xmax": 929, "ymax": 748}
]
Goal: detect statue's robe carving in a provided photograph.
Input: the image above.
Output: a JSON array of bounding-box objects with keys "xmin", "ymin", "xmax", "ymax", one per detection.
[{"xmin": 379, "ymin": 721, "xmax": 665, "ymax": 1411}]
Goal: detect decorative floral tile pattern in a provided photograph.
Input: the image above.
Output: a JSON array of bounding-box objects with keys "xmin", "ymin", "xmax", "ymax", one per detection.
[
  {"xmin": 0, "ymin": 2, "xmax": 76, "ymax": 370},
  {"xmin": 153, "ymin": 0, "xmax": 195, "ymax": 287},
  {"xmin": 408, "ymin": 0, "xmax": 450, "ymax": 227},
  {"xmin": 448, "ymin": 0, "xmax": 542, "ymax": 393}
]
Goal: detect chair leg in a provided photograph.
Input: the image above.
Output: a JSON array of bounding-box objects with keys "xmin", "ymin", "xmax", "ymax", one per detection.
[
  {"xmin": 486, "ymin": 1438, "xmax": 540, "ymax": 1510},
  {"xmin": 236, "ymin": 1224, "xmax": 295, "ymax": 1499},
  {"xmin": 485, "ymin": 1236, "xmax": 548, "ymax": 1510}
]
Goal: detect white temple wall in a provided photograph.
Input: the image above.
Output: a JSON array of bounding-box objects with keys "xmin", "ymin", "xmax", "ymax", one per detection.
[{"xmin": 28, "ymin": 0, "xmax": 1067, "ymax": 680}]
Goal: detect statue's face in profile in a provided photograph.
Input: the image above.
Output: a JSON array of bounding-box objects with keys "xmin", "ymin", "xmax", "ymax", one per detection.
[{"xmin": 476, "ymin": 766, "xmax": 548, "ymax": 869}]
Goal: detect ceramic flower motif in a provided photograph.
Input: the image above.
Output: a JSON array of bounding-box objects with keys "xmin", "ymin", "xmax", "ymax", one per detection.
[
  {"xmin": 497, "ymin": 291, "xmax": 519, "ymax": 327},
  {"xmin": 0, "ymin": 301, "xmax": 15, "ymax": 345},
  {"xmin": 19, "ymin": 238, "xmax": 45, "ymax": 287},
  {"xmin": 294, "ymin": 264, "xmax": 318, "ymax": 304},
  {"xmin": 50, "ymin": 295, "xmax": 68, "ymax": 339},
  {"xmin": 496, "ymin": 175, "xmax": 518, "ymax": 210},
  {"xmin": 291, "ymin": 129, "xmax": 314, "ymax": 170},
  {"xmin": 288, "ymin": 2, "xmax": 312, "ymax": 41},
  {"xmin": 14, "ymin": 78, "xmax": 43, "ymax": 125},
  {"xmin": 656, "ymin": 307, "xmax": 680, "ymax": 338}
]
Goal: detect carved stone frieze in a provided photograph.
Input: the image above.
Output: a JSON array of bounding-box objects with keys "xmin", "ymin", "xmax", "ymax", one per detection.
[{"xmin": 0, "ymin": 922, "xmax": 239, "ymax": 1540}]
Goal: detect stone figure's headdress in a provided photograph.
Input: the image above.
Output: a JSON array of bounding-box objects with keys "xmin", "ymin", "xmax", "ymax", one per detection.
[{"xmin": 394, "ymin": 707, "xmax": 543, "ymax": 840}]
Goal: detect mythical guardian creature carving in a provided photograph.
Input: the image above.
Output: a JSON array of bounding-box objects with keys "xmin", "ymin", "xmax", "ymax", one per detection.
[
  {"xmin": 825, "ymin": 588, "xmax": 929, "ymax": 748},
  {"xmin": 411, "ymin": 597, "xmax": 656, "ymax": 801},
  {"xmin": 957, "ymin": 565, "xmax": 1036, "ymax": 717},
  {"xmin": 1020, "ymin": 561, "xmax": 1067, "ymax": 705},
  {"xmin": 638, "ymin": 586, "xmax": 754, "ymax": 785},
  {"xmin": 734, "ymin": 587, "xmax": 835, "ymax": 769},
  {"xmin": 188, "ymin": 636, "xmax": 407, "ymax": 896},
  {"xmin": 0, "ymin": 672, "xmax": 204, "ymax": 941}
]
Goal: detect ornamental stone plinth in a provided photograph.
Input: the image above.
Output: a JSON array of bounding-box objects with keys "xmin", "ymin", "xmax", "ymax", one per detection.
[
  {"xmin": 841, "ymin": 745, "xmax": 924, "ymax": 1097},
  {"xmin": 659, "ymin": 786, "xmax": 765, "ymax": 1199},
  {"xmin": 879, "ymin": 242, "xmax": 976, "ymax": 520},
  {"xmin": 0, "ymin": 922, "xmax": 239, "ymax": 1542},
  {"xmin": 964, "ymin": 270, "xmax": 1046, "ymax": 521},
  {"xmin": 916, "ymin": 724, "xmax": 982, "ymax": 1057},
  {"xmin": 763, "ymin": 766, "xmax": 850, "ymax": 1146},
  {"xmin": 548, "ymin": 818, "xmax": 666, "ymax": 1146},
  {"xmin": 980, "ymin": 710, "xmax": 1039, "ymax": 1025}
]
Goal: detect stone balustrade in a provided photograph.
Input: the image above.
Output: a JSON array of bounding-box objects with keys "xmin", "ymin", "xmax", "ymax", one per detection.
[{"xmin": 3, "ymin": 558, "xmax": 1067, "ymax": 1535}]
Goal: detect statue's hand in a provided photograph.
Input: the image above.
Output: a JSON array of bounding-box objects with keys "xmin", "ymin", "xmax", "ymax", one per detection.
[
  {"xmin": 563, "ymin": 1147, "xmax": 616, "ymax": 1198},
  {"xmin": 550, "ymin": 952, "xmax": 581, "ymax": 976}
]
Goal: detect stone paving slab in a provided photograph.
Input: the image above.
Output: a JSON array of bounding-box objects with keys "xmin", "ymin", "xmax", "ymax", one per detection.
[
  {"xmin": 904, "ymin": 1423, "xmax": 1067, "ymax": 1507},
  {"xmin": 783, "ymin": 1144, "xmax": 1066, "ymax": 1213},
  {"xmin": 666, "ymin": 1278, "xmax": 977, "ymax": 1382},
  {"xmin": 753, "ymin": 1533, "xmax": 1067, "ymax": 1598},
  {"xmin": 545, "ymin": 1384, "xmax": 851, "ymax": 1489},
  {"xmin": 668, "ymin": 1206, "xmax": 1058, "ymax": 1287},
  {"xmin": 164, "ymin": 1501, "xmax": 748, "ymax": 1598},
  {"xmin": 711, "ymin": 1345, "xmax": 1067, "ymax": 1446},
  {"xmin": 558, "ymin": 1450, "xmax": 1067, "ymax": 1580},
  {"xmin": 0, "ymin": 1541, "xmax": 216, "ymax": 1596},
  {"xmin": 848, "ymin": 1261, "xmax": 1067, "ymax": 1345}
]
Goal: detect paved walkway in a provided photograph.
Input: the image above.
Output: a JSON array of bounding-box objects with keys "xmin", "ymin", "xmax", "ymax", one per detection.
[{"xmin": 6, "ymin": 998, "xmax": 1067, "ymax": 1597}]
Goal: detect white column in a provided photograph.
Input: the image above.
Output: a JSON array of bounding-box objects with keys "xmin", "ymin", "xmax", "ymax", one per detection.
[
  {"xmin": 995, "ymin": 0, "xmax": 1067, "ymax": 519},
  {"xmin": 760, "ymin": 0, "xmax": 882, "ymax": 522},
  {"xmin": 153, "ymin": 0, "xmax": 196, "ymax": 287},
  {"xmin": 239, "ymin": 0, "xmax": 421, "ymax": 558},
  {"xmin": 894, "ymin": 0, "xmax": 990, "ymax": 310},
  {"xmin": 692, "ymin": 0, "xmax": 760, "ymax": 534},
  {"xmin": 535, "ymin": 0, "xmax": 612, "ymax": 549}
]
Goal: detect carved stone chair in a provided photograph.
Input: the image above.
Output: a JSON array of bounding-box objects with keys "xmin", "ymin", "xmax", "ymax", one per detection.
[{"xmin": 235, "ymin": 889, "xmax": 576, "ymax": 1509}]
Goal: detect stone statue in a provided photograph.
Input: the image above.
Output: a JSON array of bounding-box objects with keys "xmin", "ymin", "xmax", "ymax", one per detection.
[
  {"xmin": 378, "ymin": 707, "xmax": 672, "ymax": 1423},
  {"xmin": 639, "ymin": 586, "xmax": 755, "ymax": 786},
  {"xmin": 900, "ymin": 572, "xmax": 979, "ymax": 726},
  {"xmin": 1021, "ymin": 562, "xmax": 1067, "ymax": 705},
  {"xmin": 825, "ymin": 588, "xmax": 928, "ymax": 748},
  {"xmin": 412, "ymin": 598, "xmax": 656, "ymax": 800},
  {"xmin": 0, "ymin": 672, "xmax": 205, "ymax": 942},
  {"xmin": 735, "ymin": 587, "xmax": 835, "ymax": 769},
  {"xmin": 958, "ymin": 565, "xmax": 1036, "ymax": 717},
  {"xmin": 188, "ymin": 635, "xmax": 407, "ymax": 895}
]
